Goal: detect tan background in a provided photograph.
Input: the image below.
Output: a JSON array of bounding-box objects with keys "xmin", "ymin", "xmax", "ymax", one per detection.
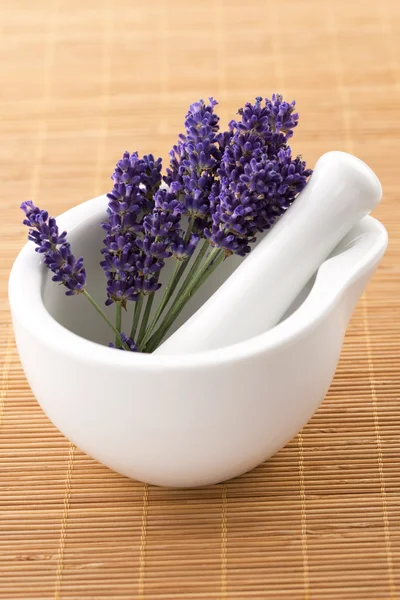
[{"xmin": 1, "ymin": 0, "xmax": 400, "ymax": 598}]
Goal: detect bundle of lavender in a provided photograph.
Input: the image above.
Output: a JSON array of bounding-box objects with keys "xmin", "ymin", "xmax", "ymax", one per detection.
[{"xmin": 21, "ymin": 95, "xmax": 312, "ymax": 353}]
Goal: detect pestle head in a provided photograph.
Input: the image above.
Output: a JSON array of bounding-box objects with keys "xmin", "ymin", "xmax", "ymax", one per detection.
[{"xmin": 311, "ymin": 151, "xmax": 382, "ymax": 213}]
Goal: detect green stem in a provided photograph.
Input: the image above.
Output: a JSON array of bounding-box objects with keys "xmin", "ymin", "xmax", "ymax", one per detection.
[
  {"xmin": 140, "ymin": 220, "xmax": 198, "ymax": 347},
  {"xmin": 82, "ymin": 291, "xmax": 130, "ymax": 350},
  {"xmin": 141, "ymin": 260, "xmax": 182, "ymax": 345},
  {"xmin": 130, "ymin": 296, "xmax": 143, "ymax": 341},
  {"xmin": 144, "ymin": 248, "xmax": 224, "ymax": 352},
  {"xmin": 137, "ymin": 293, "xmax": 155, "ymax": 350},
  {"xmin": 115, "ymin": 302, "xmax": 122, "ymax": 348},
  {"xmin": 165, "ymin": 259, "xmax": 189, "ymax": 303},
  {"xmin": 179, "ymin": 239, "xmax": 210, "ymax": 295},
  {"xmin": 191, "ymin": 252, "xmax": 226, "ymax": 296}
]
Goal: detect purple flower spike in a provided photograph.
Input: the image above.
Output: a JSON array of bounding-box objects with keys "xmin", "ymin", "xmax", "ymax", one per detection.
[
  {"xmin": 183, "ymin": 97, "xmax": 220, "ymax": 142},
  {"xmin": 165, "ymin": 98, "xmax": 222, "ymax": 225},
  {"xmin": 101, "ymin": 151, "xmax": 163, "ymax": 306},
  {"xmin": 135, "ymin": 189, "xmax": 184, "ymax": 279},
  {"xmin": 204, "ymin": 95, "xmax": 312, "ymax": 256},
  {"xmin": 142, "ymin": 154, "xmax": 163, "ymax": 197},
  {"xmin": 266, "ymin": 94, "xmax": 299, "ymax": 138},
  {"xmin": 229, "ymin": 94, "xmax": 299, "ymax": 155},
  {"xmin": 21, "ymin": 200, "xmax": 86, "ymax": 295}
]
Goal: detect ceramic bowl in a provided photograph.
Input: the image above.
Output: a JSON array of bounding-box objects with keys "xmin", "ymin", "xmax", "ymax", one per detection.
[{"xmin": 9, "ymin": 196, "xmax": 387, "ymax": 487}]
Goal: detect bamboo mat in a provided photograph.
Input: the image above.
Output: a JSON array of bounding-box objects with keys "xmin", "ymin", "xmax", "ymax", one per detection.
[{"xmin": 1, "ymin": 0, "xmax": 400, "ymax": 598}]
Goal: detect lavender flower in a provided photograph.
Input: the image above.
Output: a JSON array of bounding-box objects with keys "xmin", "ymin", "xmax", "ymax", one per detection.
[
  {"xmin": 21, "ymin": 200, "xmax": 86, "ymax": 295},
  {"xmin": 265, "ymin": 94, "xmax": 299, "ymax": 137},
  {"xmin": 232, "ymin": 94, "xmax": 299, "ymax": 147},
  {"xmin": 101, "ymin": 187, "xmax": 142, "ymax": 306},
  {"xmin": 142, "ymin": 154, "xmax": 163, "ymax": 198},
  {"xmin": 204, "ymin": 95, "xmax": 312, "ymax": 256},
  {"xmin": 135, "ymin": 188, "xmax": 184, "ymax": 287},
  {"xmin": 101, "ymin": 151, "xmax": 163, "ymax": 306},
  {"xmin": 165, "ymin": 98, "xmax": 221, "ymax": 223}
]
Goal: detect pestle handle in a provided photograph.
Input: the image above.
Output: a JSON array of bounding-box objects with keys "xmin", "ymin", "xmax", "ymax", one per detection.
[{"xmin": 156, "ymin": 151, "xmax": 382, "ymax": 355}]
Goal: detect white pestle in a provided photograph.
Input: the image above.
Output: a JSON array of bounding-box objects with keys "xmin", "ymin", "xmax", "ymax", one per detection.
[{"xmin": 156, "ymin": 151, "xmax": 382, "ymax": 355}]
